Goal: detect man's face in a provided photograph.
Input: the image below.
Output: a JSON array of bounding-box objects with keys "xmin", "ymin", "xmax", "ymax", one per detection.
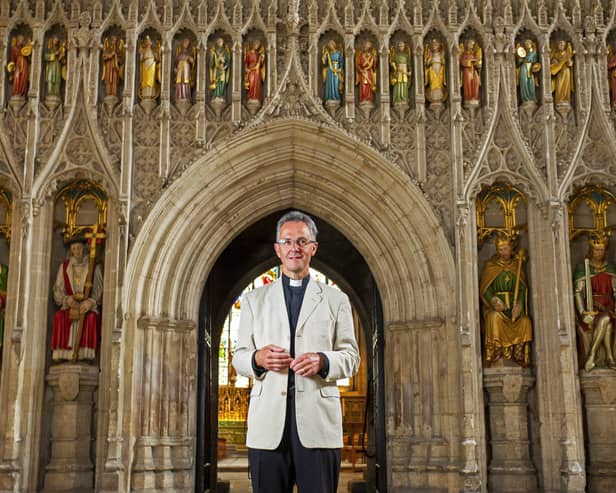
[
  {"xmin": 591, "ymin": 245, "xmax": 606, "ymax": 263},
  {"xmin": 70, "ymin": 242, "xmax": 85, "ymax": 261},
  {"xmin": 274, "ymin": 221, "xmax": 318, "ymax": 279},
  {"xmin": 496, "ymin": 243, "xmax": 513, "ymax": 261}
]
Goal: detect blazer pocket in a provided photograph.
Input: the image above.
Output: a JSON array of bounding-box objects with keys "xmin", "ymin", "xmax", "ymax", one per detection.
[
  {"xmin": 250, "ymin": 381, "xmax": 263, "ymax": 397},
  {"xmin": 320, "ymin": 385, "xmax": 340, "ymax": 398}
]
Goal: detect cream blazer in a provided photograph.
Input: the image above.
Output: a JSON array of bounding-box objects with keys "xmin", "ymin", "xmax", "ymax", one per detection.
[{"xmin": 232, "ymin": 277, "xmax": 360, "ymax": 449}]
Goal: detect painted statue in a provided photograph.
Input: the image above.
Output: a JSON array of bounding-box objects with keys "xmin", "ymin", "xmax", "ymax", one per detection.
[
  {"xmin": 44, "ymin": 35, "xmax": 67, "ymax": 98},
  {"xmin": 459, "ymin": 38, "xmax": 482, "ymax": 104},
  {"xmin": 515, "ymin": 39, "xmax": 540, "ymax": 103},
  {"xmin": 356, "ymin": 40, "xmax": 377, "ymax": 103},
  {"xmin": 322, "ymin": 40, "xmax": 344, "ymax": 102},
  {"xmin": 244, "ymin": 39, "xmax": 266, "ymax": 102},
  {"xmin": 138, "ymin": 35, "xmax": 161, "ymax": 100},
  {"xmin": 51, "ymin": 240, "xmax": 103, "ymax": 362},
  {"xmin": 550, "ymin": 40, "xmax": 575, "ymax": 104},
  {"xmin": 101, "ymin": 34, "xmax": 125, "ymax": 98},
  {"xmin": 209, "ymin": 37, "xmax": 231, "ymax": 99},
  {"xmin": 6, "ymin": 34, "xmax": 32, "ymax": 98},
  {"xmin": 174, "ymin": 37, "xmax": 196, "ymax": 101},
  {"xmin": 573, "ymin": 233, "xmax": 616, "ymax": 372},
  {"xmin": 424, "ymin": 38, "xmax": 447, "ymax": 104},
  {"xmin": 389, "ymin": 41, "xmax": 411, "ymax": 104},
  {"xmin": 480, "ymin": 234, "xmax": 533, "ymax": 368}
]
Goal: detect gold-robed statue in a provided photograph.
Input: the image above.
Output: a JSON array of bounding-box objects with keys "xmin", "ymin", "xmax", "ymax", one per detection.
[
  {"xmin": 550, "ymin": 40, "xmax": 575, "ymax": 105},
  {"xmin": 138, "ymin": 35, "xmax": 161, "ymax": 101},
  {"xmin": 480, "ymin": 233, "xmax": 533, "ymax": 367},
  {"xmin": 424, "ymin": 38, "xmax": 447, "ymax": 105}
]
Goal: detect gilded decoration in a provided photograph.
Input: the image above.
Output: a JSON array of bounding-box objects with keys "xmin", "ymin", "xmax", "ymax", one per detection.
[
  {"xmin": 0, "ymin": 188, "xmax": 13, "ymax": 243},
  {"xmin": 55, "ymin": 179, "xmax": 108, "ymax": 243},
  {"xmin": 477, "ymin": 183, "xmax": 532, "ymax": 368}
]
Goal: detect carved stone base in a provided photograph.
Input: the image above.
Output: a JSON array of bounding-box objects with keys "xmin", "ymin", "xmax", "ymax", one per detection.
[
  {"xmin": 175, "ymin": 98, "xmax": 191, "ymax": 115},
  {"xmin": 211, "ymin": 97, "xmax": 226, "ymax": 118},
  {"xmin": 325, "ymin": 99, "xmax": 340, "ymax": 115},
  {"xmin": 483, "ymin": 368, "xmax": 537, "ymax": 492},
  {"xmin": 393, "ymin": 101, "xmax": 408, "ymax": 118},
  {"xmin": 103, "ymin": 95, "xmax": 119, "ymax": 112},
  {"xmin": 555, "ymin": 101, "xmax": 571, "ymax": 117},
  {"xmin": 463, "ymin": 98, "xmax": 480, "ymax": 110},
  {"xmin": 426, "ymin": 89, "xmax": 445, "ymax": 106},
  {"xmin": 8, "ymin": 95, "xmax": 26, "ymax": 113},
  {"xmin": 43, "ymin": 363, "xmax": 99, "ymax": 493},
  {"xmin": 580, "ymin": 370, "xmax": 616, "ymax": 493},
  {"xmin": 521, "ymin": 100, "xmax": 537, "ymax": 116},
  {"xmin": 246, "ymin": 98, "xmax": 262, "ymax": 115},
  {"xmin": 45, "ymin": 95, "xmax": 62, "ymax": 112},
  {"xmin": 140, "ymin": 98, "xmax": 157, "ymax": 115},
  {"xmin": 359, "ymin": 100, "xmax": 375, "ymax": 118}
]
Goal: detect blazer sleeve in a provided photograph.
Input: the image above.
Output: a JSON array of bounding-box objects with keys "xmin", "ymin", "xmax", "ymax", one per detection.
[
  {"xmin": 320, "ymin": 293, "xmax": 360, "ymax": 382},
  {"xmin": 231, "ymin": 293, "xmax": 266, "ymax": 381}
]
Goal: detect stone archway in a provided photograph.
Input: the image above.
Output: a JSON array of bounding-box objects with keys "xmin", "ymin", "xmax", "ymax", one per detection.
[{"xmin": 119, "ymin": 119, "xmax": 460, "ymax": 492}]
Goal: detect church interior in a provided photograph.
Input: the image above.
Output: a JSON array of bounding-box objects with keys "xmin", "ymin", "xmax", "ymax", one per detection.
[{"xmin": 0, "ymin": 0, "xmax": 616, "ymax": 492}]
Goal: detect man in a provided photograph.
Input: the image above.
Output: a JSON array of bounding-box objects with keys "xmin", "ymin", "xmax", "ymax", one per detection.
[
  {"xmin": 232, "ymin": 210, "xmax": 360, "ymax": 493},
  {"xmin": 574, "ymin": 233, "xmax": 616, "ymax": 372},
  {"xmin": 480, "ymin": 233, "xmax": 533, "ymax": 367},
  {"xmin": 51, "ymin": 239, "xmax": 103, "ymax": 361}
]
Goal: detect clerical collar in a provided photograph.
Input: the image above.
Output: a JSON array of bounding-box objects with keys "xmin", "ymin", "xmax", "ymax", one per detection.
[{"xmin": 282, "ymin": 273, "xmax": 309, "ymax": 288}]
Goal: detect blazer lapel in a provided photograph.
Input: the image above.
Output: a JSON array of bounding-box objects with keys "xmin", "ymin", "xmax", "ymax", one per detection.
[
  {"xmin": 296, "ymin": 279, "xmax": 323, "ymax": 335},
  {"xmin": 270, "ymin": 278, "xmax": 290, "ymax": 335}
]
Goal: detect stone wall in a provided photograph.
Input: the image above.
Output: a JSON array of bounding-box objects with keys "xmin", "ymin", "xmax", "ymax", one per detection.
[{"xmin": 0, "ymin": 1, "xmax": 614, "ymax": 492}]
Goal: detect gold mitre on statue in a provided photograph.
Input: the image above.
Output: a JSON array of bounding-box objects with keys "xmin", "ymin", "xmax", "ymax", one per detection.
[
  {"xmin": 493, "ymin": 231, "xmax": 518, "ymax": 247},
  {"xmin": 588, "ymin": 231, "xmax": 610, "ymax": 249}
]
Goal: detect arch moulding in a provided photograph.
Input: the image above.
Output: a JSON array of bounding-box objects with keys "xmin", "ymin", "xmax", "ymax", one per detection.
[{"xmin": 117, "ymin": 119, "xmax": 462, "ymax": 491}]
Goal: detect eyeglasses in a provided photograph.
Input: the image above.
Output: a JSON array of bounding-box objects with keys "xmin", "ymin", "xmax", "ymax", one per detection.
[{"xmin": 275, "ymin": 238, "xmax": 316, "ymax": 249}]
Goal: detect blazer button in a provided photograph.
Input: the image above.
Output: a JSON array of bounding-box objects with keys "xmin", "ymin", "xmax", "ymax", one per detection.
[{"xmin": 281, "ymin": 391, "xmax": 287, "ymax": 396}]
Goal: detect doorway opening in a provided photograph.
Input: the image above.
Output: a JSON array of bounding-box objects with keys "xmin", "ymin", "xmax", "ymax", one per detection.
[{"xmin": 195, "ymin": 210, "xmax": 387, "ymax": 492}]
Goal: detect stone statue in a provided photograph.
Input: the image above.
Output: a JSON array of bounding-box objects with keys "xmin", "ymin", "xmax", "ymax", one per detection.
[
  {"xmin": 6, "ymin": 34, "xmax": 32, "ymax": 98},
  {"xmin": 355, "ymin": 39, "xmax": 377, "ymax": 104},
  {"xmin": 44, "ymin": 35, "xmax": 67, "ymax": 99},
  {"xmin": 244, "ymin": 39, "xmax": 266, "ymax": 108},
  {"xmin": 424, "ymin": 38, "xmax": 447, "ymax": 105},
  {"xmin": 480, "ymin": 234, "xmax": 533, "ymax": 368},
  {"xmin": 550, "ymin": 40, "xmax": 575, "ymax": 105},
  {"xmin": 515, "ymin": 39, "xmax": 540, "ymax": 104},
  {"xmin": 51, "ymin": 239, "xmax": 103, "ymax": 362},
  {"xmin": 459, "ymin": 38, "xmax": 482, "ymax": 105},
  {"xmin": 101, "ymin": 34, "xmax": 125, "ymax": 98},
  {"xmin": 209, "ymin": 37, "xmax": 231, "ymax": 100},
  {"xmin": 174, "ymin": 37, "xmax": 196, "ymax": 102},
  {"xmin": 573, "ymin": 233, "xmax": 616, "ymax": 372},
  {"xmin": 607, "ymin": 41, "xmax": 616, "ymax": 107},
  {"xmin": 322, "ymin": 39, "xmax": 344, "ymax": 102},
  {"xmin": 389, "ymin": 41, "xmax": 411, "ymax": 105},
  {"xmin": 138, "ymin": 35, "xmax": 161, "ymax": 101}
]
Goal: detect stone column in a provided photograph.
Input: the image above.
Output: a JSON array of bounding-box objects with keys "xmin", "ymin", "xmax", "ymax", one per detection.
[
  {"xmin": 483, "ymin": 368, "xmax": 537, "ymax": 492},
  {"xmin": 580, "ymin": 371, "xmax": 616, "ymax": 493},
  {"xmin": 43, "ymin": 363, "xmax": 99, "ymax": 493}
]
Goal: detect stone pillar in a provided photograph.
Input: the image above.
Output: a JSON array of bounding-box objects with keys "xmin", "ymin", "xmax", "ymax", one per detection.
[
  {"xmin": 43, "ymin": 363, "xmax": 99, "ymax": 493},
  {"xmin": 483, "ymin": 368, "xmax": 537, "ymax": 492},
  {"xmin": 580, "ymin": 371, "xmax": 616, "ymax": 493}
]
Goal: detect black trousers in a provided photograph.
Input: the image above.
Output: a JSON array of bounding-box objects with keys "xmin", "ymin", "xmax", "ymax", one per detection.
[{"xmin": 248, "ymin": 392, "xmax": 341, "ymax": 493}]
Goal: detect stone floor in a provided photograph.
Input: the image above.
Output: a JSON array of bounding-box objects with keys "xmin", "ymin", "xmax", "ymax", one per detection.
[{"xmin": 218, "ymin": 449, "xmax": 366, "ymax": 492}]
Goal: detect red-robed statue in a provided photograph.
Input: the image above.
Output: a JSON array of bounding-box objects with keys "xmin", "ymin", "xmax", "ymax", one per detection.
[{"xmin": 51, "ymin": 233, "xmax": 103, "ymax": 362}]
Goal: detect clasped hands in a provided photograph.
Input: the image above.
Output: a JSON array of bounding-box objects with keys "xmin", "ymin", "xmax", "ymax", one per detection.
[
  {"xmin": 255, "ymin": 344, "xmax": 323, "ymax": 377},
  {"xmin": 67, "ymin": 295, "xmax": 94, "ymax": 314}
]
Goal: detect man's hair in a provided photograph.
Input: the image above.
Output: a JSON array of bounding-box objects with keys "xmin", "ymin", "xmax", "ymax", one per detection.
[{"xmin": 276, "ymin": 210, "xmax": 318, "ymax": 241}]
